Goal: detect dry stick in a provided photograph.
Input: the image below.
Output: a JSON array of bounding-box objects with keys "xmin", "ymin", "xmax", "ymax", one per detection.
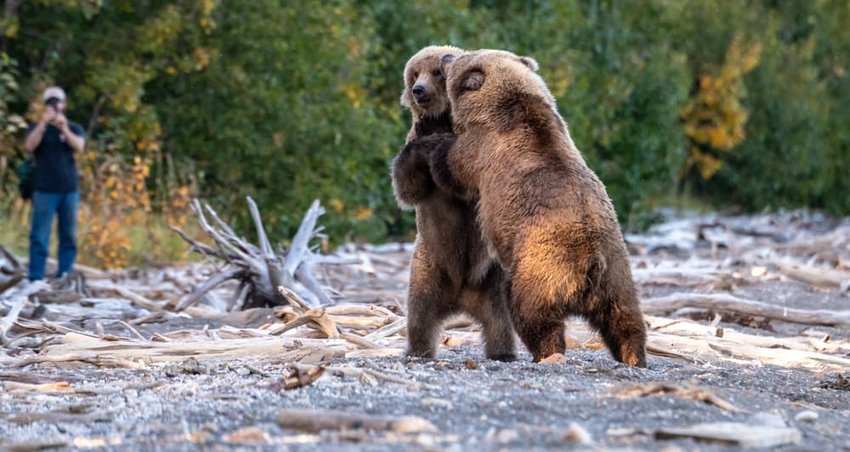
[
  {"xmin": 276, "ymin": 409, "xmax": 436, "ymax": 433},
  {"xmin": 361, "ymin": 367, "xmax": 421, "ymax": 388},
  {"xmin": 366, "ymin": 318, "xmax": 407, "ymax": 340},
  {"xmin": 339, "ymin": 331, "xmax": 381, "ymax": 349},
  {"xmin": 774, "ymin": 261, "xmax": 850, "ymax": 290},
  {"xmin": 246, "ymin": 196, "xmax": 274, "ymax": 258},
  {"xmin": 119, "ymin": 321, "xmax": 147, "ymax": 341},
  {"xmin": 0, "ymin": 296, "xmax": 26, "ymax": 345},
  {"xmin": 175, "ymin": 268, "xmax": 242, "ymax": 311},
  {"xmin": 329, "ymin": 315, "xmax": 390, "ymax": 329},
  {"xmin": 269, "ymin": 307, "xmax": 340, "ymax": 338},
  {"xmin": 613, "ymin": 382, "xmax": 741, "ymax": 412},
  {"xmin": 39, "ymin": 320, "xmax": 97, "ymax": 338},
  {"xmin": 169, "ymin": 226, "xmax": 221, "ymax": 258},
  {"xmin": 327, "ymin": 304, "xmax": 398, "ymax": 318},
  {"xmin": 226, "ymin": 282, "xmax": 251, "ymax": 312},
  {"xmin": 295, "ymin": 263, "xmax": 333, "ymax": 306},
  {"xmin": 284, "ymin": 199, "xmax": 323, "ymax": 276},
  {"xmin": 308, "ymin": 254, "xmax": 362, "ymax": 266},
  {"xmin": 204, "ymin": 202, "xmax": 257, "ymax": 255},
  {"xmin": 0, "ymin": 246, "xmax": 25, "ymax": 294},
  {"xmin": 192, "ymin": 200, "xmax": 263, "ymax": 275},
  {"xmin": 278, "ymin": 286, "xmax": 312, "ymax": 311},
  {"xmin": 642, "ymin": 293, "xmax": 850, "ymax": 327},
  {"xmin": 87, "ymin": 282, "xmax": 169, "ymax": 312}
]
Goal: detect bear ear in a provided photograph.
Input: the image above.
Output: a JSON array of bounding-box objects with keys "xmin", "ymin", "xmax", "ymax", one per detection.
[
  {"xmin": 461, "ymin": 71, "xmax": 485, "ymax": 91},
  {"xmin": 519, "ymin": 56, "xmax": 539, "ymax": 72},
  {"xmin": 440, "ymin": 54, "xmax": 456, "ymax": 77}
]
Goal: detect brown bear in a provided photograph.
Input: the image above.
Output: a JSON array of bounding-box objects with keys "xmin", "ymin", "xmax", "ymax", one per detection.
[
  {"xmin": 410, "ymin": 49, "xmax": 647, "ymax": 366},
  {"xmin": 391, "ymin": 45, "xmax": 516, "ymax": 361}
]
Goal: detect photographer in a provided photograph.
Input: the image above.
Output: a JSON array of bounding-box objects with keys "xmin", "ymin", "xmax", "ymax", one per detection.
[{"xmin": 23, "ymin": 86, "xmax": 86, "ymax": 281}]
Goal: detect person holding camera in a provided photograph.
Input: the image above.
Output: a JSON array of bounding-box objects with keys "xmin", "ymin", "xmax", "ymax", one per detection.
[{"xmin": 23, "ymin": 86, "xmax": 86, "ymax": 281}]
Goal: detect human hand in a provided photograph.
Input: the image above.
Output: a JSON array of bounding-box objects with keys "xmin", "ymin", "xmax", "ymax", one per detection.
[
  {"xmin": 40, "ymin": 106, "xmax": 57, "ymax": 125},
  {"xmin": 52, "ymin": 112, "xmax": 68, "ymax": 130}
]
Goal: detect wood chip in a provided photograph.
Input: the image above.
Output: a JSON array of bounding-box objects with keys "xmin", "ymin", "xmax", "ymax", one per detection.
[
  {"xmin": 276, "ymin": 365, "xmax": 324, "ymax": 390},
  {"xmin": 614, "ymin": 382, "xmax": 741, "ymax": 412}
]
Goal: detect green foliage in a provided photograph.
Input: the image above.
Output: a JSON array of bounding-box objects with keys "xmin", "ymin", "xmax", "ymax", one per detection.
[{"xmin": 1, "ymin": 0, "xmax": 849, "ymax": 258}]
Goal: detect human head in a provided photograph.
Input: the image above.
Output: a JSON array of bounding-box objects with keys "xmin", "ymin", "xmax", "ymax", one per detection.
[{"xmin": 43, "ymin": 86, "xmax": 67, "ymax": 112}]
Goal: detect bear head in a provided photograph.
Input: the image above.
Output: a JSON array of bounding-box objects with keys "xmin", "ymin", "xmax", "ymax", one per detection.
[
  {"xmin": 401, "ymin": 45, "xmax": 465, "ymax": 120},
  {"xmin": 439, "ymin": 49, "xmax": 558, "ymax": 134}
]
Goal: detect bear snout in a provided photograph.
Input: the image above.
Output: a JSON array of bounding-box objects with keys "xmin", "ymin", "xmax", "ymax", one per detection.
[{"xmin": 412, "ymin": 84, "xmax": 430, "ymax": 103}]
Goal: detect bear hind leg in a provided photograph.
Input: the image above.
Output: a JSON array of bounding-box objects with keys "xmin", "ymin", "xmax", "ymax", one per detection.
[
  {"xmin": 406, "ymin": 255, "xmax": 458, "ymax": 359},
  {"xmin": 463, "ymin": 283, "xmax": 516, "ymax": 362},
  {"xmin": 509, "ymin": 292, "xmax": 565, "ymax": 362},
  {"xmin": 586, "ymin": 293, "xmax": 647, "ymax": 368}
]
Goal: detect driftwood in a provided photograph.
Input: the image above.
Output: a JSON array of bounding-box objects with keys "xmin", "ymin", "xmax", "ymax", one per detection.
[
  {"xmin": 642, "ymin": 292, "xmax": 850, "ymax": 327},
  {"xmin": 613, "ymin": 382, "xmax": 741, "ymax": 412},
  {"xmin": 171, "ymin": 198, "xmax": 359, "ymax": 311},
  {"xmin": 774, "ymin": 261, "xmax": 850, "ymax": 291},
  {"xmin": 0, "ymin": 246, "xmax": 25, "ymax": 293},
  {"xmin": 655, "ymin": 422, "xmax": 801, "ymax": 448},
  {"xmin": 276, "ymin": 409, "xmax": 437, "ymax": 433}
]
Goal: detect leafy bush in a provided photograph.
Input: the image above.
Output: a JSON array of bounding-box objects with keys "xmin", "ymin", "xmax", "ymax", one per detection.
[{"xmin": 1, "ymin": 0, "xmax": 849, "ymax": 264}]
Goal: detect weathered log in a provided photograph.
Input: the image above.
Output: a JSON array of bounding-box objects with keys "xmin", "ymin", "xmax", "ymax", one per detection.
[
  {"xmin": 774, "ymin": 261, "xmax": 850, "ymax": 291},
  {"xmin": 642, "ymin": 293, "xmax": 850, "ymax": 327}
]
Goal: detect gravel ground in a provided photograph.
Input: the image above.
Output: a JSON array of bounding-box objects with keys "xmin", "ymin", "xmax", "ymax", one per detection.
[
  {"xmin": 2, "ymin": 211, "xmax": 850, "ymax": 450},
  {"xmin": 1, "ymin": 333, "xmax": 849, "ymax": 450}
]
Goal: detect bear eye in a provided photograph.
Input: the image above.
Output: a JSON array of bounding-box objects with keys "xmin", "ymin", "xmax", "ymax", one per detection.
[
  {"xmin": 412, "ymin": 71, "xmax": 419, "ymax": 79},
  {"xmin": 432, "ymin": 69, "xmax": 441, "ymax": 77}
]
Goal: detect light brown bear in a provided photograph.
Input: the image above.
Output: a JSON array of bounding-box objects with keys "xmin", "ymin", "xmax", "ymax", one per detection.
[
  {"xmin": 391, "ymin": 45, "xmax": 516, "ymax": 361},
  {"xmin": 411, "ymin": 49, "xmax": 647, "ymax": 366}
]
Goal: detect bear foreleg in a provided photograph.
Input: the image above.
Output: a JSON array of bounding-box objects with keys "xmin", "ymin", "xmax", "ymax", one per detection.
[{"xmin": 391, "ymin": 141, "xmax": 437, "ymax": 209}]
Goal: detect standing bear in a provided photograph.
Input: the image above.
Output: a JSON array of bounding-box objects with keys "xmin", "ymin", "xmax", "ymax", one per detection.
[
  {"xmin": 411, "ymin": 49, "xmax": 647, "ymax": 366},
  {"xmin": 391, "ymin": 46, "xmax": 516, "ymax": 361}
]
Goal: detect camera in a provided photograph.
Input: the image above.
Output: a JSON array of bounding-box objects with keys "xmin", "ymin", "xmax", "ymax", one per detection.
[{"xmin": 44, "ymin": 97, "xmax": 62, "ymax": 110}]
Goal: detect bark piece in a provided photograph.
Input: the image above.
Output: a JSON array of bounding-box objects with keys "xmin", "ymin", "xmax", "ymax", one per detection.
[{"xmin": 276, "ymin": 409, "xmax": 437, "ymax": 433}]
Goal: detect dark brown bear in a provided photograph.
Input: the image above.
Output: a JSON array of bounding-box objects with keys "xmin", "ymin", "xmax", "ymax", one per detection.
[
  {"xmin": 412, "ymin": 49, "xmax": 647, "ymax": 366},
  {"xmin": 391, "ymin": 46, "xmax": 515, "ymax": 361}
]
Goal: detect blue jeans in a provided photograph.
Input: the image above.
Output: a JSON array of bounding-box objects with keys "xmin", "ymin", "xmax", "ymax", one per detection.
[{"xmin": 29, "ymin": 191, "xmax": 79, "ymax": 280}]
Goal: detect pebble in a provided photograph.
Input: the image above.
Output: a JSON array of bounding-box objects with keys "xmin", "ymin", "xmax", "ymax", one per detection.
[
  {"xmin": 420, "ymin": 397, "xmax": 453, "ymax": 409},
  {"xmin": 794, "ymin": 410, "xmax": 818, "ymax": 423},
  {"xmin": 540, "ymin": 353, "xmax": 567, "ymax": 364},
  {"xmin": 494, "ymin": 428, "xmax": 519, "ymax": 443},
  {"xmin": 564, "ymin": 422, "xmax": 593, "ymax": 444}
]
